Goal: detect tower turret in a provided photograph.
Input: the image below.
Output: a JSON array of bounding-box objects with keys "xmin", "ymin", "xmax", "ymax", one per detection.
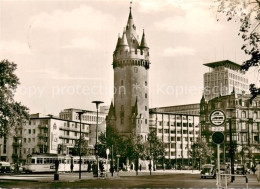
[{"xmin": 140, "ymin": 30, "xmax": 148, "ymax": 49}]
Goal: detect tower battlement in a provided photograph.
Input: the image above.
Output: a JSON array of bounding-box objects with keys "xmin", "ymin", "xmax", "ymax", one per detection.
[{"xmin": 113, "ymin": 48, "xmax": 149, "ymax": 61}]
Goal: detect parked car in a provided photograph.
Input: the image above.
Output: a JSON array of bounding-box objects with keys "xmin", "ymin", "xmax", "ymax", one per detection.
[{"xmin": 201, "ymin": 164, "xmax": 216, "ymax": 179}]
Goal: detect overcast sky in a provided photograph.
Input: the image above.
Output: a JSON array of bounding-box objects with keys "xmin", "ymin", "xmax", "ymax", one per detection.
[{"xmin": 0, "ymin": 0, "xmax": 257, "ymax": 115}]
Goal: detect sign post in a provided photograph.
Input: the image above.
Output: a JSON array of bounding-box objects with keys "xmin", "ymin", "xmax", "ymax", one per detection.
[
  {"xmin": 106, "ymin": 148, "xmax": 110, "ymax": 177},
  {"xmin": 210, "ymin": 110, "xmax": 226, "ymax": 188}
]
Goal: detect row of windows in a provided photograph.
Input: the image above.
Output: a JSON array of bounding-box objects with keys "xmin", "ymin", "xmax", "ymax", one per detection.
[
  {"xmin": 75, "ymin": 115, "xmax": 105, "ymax": 123},
  {"xmin": 64, "ymin": 131, "xmax": 89, "ymax": 138},
  {"xmin": 158, "ymin": 129, "xmax": 198, "ymax": 135},
  {"xmin": 157, "ymin": 122, "xmax": 199, "ymax": 127}
]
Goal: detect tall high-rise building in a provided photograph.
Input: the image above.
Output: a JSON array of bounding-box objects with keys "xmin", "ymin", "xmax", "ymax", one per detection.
[
  {"xmin": 107, "ymin": 6, "xmax": 150, "ymax": 140},
  {"xmin": 203, "ymin": 60, "xmax": 249, "ymax": 101}
]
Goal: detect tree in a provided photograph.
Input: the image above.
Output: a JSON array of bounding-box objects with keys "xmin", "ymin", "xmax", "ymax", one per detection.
[
  {"xmin": 215, "ymin": 0, "xmax": 260, "ymax": 97},
  {"xmin": 146, "ymin": 130, "xmax": 165, "ymax": 169},
  {"xmin": 0, "ymin": 59, "xmax": 29, "ymax": 137},
  {"xmin": 190, "ymin": 140, "xmax": 213, "ymax": 169},
  {"xmin": 72, "ymin": 138, "xmax": 91, "ymax": 156}
]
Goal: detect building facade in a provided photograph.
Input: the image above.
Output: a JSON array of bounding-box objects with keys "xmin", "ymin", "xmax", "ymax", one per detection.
[
  {"xmin": 107, "ymin": 7, "xmax": 150, "ymax": 140},
  {"xmin": 149, "ymin": 111, "xmax": 200, "ymax": 168},
  {"xmin": 59, "ymin": 108, "xmax": 107, "ymax": 147},
  {"xmin": 0, "ymin": 113, "xmax": 90, "ymax": 163},
  {"xmin": 203, "ymin": 60, "xmax": 249, "ymax": 101},
  {"xmin": 150, "ymin": 103, "xmax": 200, "ymax": 116},
  {"xmin": 200, "ymin": 92, "xmax": 260, "ymax": 166}
]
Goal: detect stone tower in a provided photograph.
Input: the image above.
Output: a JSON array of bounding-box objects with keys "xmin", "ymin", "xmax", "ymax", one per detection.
[{"xmin": 107, "ymin": 6, "xmax": 150, "ymax": 141}]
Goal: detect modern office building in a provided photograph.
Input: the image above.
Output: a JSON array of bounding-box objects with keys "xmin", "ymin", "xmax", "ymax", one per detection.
[
  {"xmin": 203, "ymin": 60, "xmax": 249, "ymax": 101},
  {"xmin": 150, "ymin": 104, "xmax": 200, "ymax": 116},
  {"xmin": 107, "ymin": 6, "xmax": 150, "ymax": 140},
  {"xmin": 59, "ymin": 108, "xmax": 107, "ymax": 147},
  {"xmin": 149, "ymin": 110, "xmax": 200, "ymax": 168},
  {"xmin": 200, "ymin": 91, "xmax": 260, "ymax": 165},
  {"xmin": 0, "ymin": 113, "xmax": 90, "ymax": 164}
]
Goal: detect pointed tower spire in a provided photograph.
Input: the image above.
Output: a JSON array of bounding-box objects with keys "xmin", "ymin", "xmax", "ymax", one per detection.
[
  {"xmin": 120, "ymin": 30, "xmax": 128, "ymax": 46},
  {"xmin": 115, "ymin": 34, "xmax": 121, "ymax": 50},
  {"xmin": 129, "ymin": 1, "xmax": 133, "ymax": 19},
  {"xmin": 140, "ymin": 29, "xmax": 148, "ymax": 48}
]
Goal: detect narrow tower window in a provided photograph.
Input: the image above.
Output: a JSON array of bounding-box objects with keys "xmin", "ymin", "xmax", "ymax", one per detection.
[
  {"xmin": 121, "ymin": 80, "xmax": 124, "ymax": 85},
  {"xmin": 134, "ymin": 67, "xmax": 138, "ymax": 73},
  {"xmin": 145, "ymin": 81, "xmax": 147, "ymax": 86},
  {"xmin": 145, "ymin": 93, "xmax": 147, "ymax": 98}
]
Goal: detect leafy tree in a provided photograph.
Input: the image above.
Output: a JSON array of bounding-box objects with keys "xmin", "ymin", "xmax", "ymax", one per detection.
[
  {"xmin": 190, "ymin": 140, "xmax": 213, "ymax": 168},
  {"xmin": 72, "ymin": 138, "xmax": 91, "ymax": 156},
  {"xmin": 0, "ymin": 59, "xmax": 29, "ymax": 137},
  {"xmin": 215, "ymin": 0, "xmax": 260, "ymax": 97},
  {"xmin": 146, "ymin": 130, "xmax": 165, "ymax": 168}
]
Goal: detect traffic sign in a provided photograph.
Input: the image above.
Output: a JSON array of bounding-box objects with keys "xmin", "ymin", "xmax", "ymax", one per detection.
[
  {"xmin": 209, "ymin": 110, "xmax": 226, "ymax": 126},
  {"xmin": 212, "ymin": 132, "xmax": 225, "ymax": 144}
]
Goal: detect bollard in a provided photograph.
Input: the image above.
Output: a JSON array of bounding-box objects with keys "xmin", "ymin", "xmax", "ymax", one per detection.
[
  {"xmin": 245, "ymin": 176, "xmax": 248, "ymax": 189},
  {"xmin": 225, "ymin": 175, "xmax": 228, "ymax": 189},
  {"xmin": 54, "ymin": 173, "xmax": 59, "ymax": 180}
]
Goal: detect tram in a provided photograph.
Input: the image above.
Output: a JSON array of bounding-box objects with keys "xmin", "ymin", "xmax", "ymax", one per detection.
[{"xmin": 24, "ymin": 154, "xmax": 97, "ymax": 173}]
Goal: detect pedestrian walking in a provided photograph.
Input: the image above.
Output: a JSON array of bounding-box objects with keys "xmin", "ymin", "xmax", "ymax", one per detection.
[
  {"xmin": 256, "ymin": 163, "xmax": 260, "ymax": 181},
  {"xmin": 139, "ymin": 164, "xmax": 142, "ymax": 171}
]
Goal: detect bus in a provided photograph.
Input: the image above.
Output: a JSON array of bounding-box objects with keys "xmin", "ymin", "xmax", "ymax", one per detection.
[{"xmin": 24, "ymin": 154, "xmax": 97, "ymax": 173}]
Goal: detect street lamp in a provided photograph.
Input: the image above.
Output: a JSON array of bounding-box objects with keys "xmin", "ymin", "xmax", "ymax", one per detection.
[
  {"xmin": 116, "ymin": 154, "xmax": 120, "ymax": 173},
  {"xmin": 148, "ymin": 135, "xmax": 152, "ymax": 175},
  {"xmin": 92, "ymin": 101, "xmax": 104, "ymax": 177},
  {"xmin": 18, "ymin": 138, "xmax": 22, "ymax": 173},
  {"xmin": 76, "ymin": 111, "xmax": 86, "ymax": 179},
  {"xmin": 106, "ymin": 148, "xmax": 110, "ymax": 177}
]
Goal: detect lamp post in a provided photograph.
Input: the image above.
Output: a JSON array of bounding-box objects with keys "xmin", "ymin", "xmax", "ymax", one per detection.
[
  {"xmin": 229, "ymin": 118, "xmax": 235, "ymax": 182},
  {"xmin": 76, "ymin": 111, "xmax": 85, "ymax": 179},
  {"xmin": 116, "ymin": 154, "xmax": 120, "ymax": 173},
  {"xmin": 106, "ymin": 148, "xmax": 109, "ymax": 177},
  {"xmin": 18, "ymin": 138, "xmax": 22, "ymax": 173},
  {"xmin": 92, "ymin": 101, "xmax": 104, "ymax": 177},
  {"xmin": 148, "ymin": 135, "xmax": 152, "ymax": 175}
]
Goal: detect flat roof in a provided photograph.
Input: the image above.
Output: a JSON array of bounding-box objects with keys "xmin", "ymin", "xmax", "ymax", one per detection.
[{"xmin": 203, "ymin": 60, "xmax": 241, "ymax": 68}]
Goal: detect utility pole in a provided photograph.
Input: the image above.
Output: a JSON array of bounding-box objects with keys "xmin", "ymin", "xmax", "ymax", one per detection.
[{"xmin": 229, "ymin": 118, "xmax": 235, "ymax": 182}]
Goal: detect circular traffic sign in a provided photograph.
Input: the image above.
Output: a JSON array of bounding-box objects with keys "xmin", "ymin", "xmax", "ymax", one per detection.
[
  {"xmin": 209, "ymin": 110, "xmax": 226, "ymax": 126},
  {"xmin": 212, "ymin": 132, "xmax": 225, "ymax": 144}
]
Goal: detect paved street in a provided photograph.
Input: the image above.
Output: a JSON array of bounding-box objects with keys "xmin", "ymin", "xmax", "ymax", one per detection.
[{"xmin": 0, "ymin": 171, "xmax": 259, "ymax": 188}]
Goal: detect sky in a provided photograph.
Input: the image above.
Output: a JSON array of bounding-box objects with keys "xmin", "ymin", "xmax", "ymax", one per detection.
[{"xmin": 0, "ymin": 0, "xmax": 257, "ymax": 115}]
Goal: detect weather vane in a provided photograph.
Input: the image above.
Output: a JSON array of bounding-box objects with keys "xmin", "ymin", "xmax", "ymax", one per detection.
[{"xmin": 130, "ymin": 1, "xmax": 132, "ymax": 9}]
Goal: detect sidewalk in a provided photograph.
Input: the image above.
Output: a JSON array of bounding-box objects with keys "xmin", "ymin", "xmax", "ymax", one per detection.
[
  {"xmin": 0, "ymin": 170, "xmax": 200, "ymax": 182},
  {"xmin": 225, "ymin": 174, "xmax": 259, "ymax": 188}
]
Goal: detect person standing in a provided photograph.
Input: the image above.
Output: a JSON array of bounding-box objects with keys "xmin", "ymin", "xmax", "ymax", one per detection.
[{"xmin": 70, "ymin": 161, "xmax": 74, "ymax": 173}]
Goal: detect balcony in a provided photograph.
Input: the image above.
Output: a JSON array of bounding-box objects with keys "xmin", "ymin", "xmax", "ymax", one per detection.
[
  {"xmin": 12, "ymin": 142, "xmax": 20, "ymax": 147},
  {"xmin": 37, "ymin": 133, "xmax": 48, "ymax": 138},
  {"xmin": 37, "ymin": 141, "xmax": 48, "ymax": 146},
  {"xmin": 38, "ymin": 125, "xmax": 48, "ymax": 129}
]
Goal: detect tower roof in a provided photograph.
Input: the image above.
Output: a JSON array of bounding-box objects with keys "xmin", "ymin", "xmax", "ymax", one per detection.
[
  {"xmin": 120, "ymin": 31, "xmax": 128, "ymax": 46},
  {"xmin": 115, "ymin": 35, "xmax": 121, "ymax": 50},
  {"xmin": 203, "ymin": 60, "xmax": 241, "ymax": 69},
  {"xmin": 128, "ymin": 6, "xmax": 133, "ymax": 19},
  {"xmin": 140, "ymin": 29, "xmax": 148, "ymax": 48}
]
